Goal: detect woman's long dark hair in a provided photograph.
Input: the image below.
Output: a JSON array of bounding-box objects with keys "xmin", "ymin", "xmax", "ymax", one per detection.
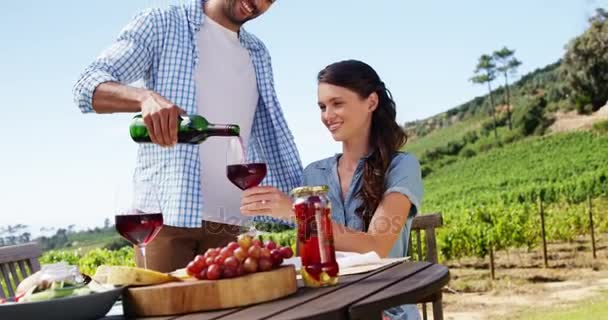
[{"xmin": 318, "ymin": 60, "xmax": 407, "ymax": 231}]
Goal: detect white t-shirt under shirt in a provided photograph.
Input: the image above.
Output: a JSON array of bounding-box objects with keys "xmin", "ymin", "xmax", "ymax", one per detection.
[{"xmin": 195, "ymin": 16, "xmax": 259, "ymax": 225}]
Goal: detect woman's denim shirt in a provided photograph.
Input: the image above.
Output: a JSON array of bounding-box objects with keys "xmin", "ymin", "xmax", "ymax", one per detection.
[{"xmin": 302, "ymin": 152, "xmax": 423, "ymax": 258}]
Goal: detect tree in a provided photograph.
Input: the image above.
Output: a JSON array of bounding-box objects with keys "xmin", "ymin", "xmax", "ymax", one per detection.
[
  {"xmin": 561, "ymin": 8, "xmax": 608, "ymax": 112},
  {"xmin": 6, "ymin": 224, "xmax": 27, "ymax": 235},
  {"xmin": 471, "ymin": 54, "xmax": 499, "ymax": 139},
  {"xmin": 5, "ymin": 235, "xmax": 17, "ymax": 246},
  {"xmin": 39, "ymin": 228, "xmax": 71, "ymax": 250},
  {"xmin": 20, "ymin": 232, "xmax": 31, "ymax": 243},
  {"xmin": 1, "ymin": 224, "xmax": 29, "ymax": 246},
  {"xmin": 493, "ymin": 47, "xmax": 522, "ymax": 130},
  {"xmin": 513, "ymin": 96, "xmax": 549, "ymax": 135}
]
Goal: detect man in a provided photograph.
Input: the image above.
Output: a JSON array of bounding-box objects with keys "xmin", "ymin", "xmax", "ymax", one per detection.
[{"xmin": 73, "ymin": 0, "xmax": 302, "ymax": 272}]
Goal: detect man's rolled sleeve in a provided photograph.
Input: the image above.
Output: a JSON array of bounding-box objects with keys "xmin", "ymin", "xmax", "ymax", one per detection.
[{"xmin": 73, "ymin": 70, "xmax": 117, "ymax": 113}]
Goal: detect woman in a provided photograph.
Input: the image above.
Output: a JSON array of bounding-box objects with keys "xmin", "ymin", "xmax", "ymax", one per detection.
[{"xmin": 241, "ymin": 60, "xmax": 422, "ymax": 319}]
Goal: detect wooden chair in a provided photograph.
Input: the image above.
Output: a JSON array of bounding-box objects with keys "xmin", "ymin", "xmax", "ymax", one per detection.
[
  {"xmin": 0, "ymin": 243, "xmax": 42, "ymax": 299},
  {"xmin": 409, "ymin": 213, "xmax": 444, "ymax": 320}
]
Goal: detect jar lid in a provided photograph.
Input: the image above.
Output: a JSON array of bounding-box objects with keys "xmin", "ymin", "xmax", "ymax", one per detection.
[
  {"xmin": 290, "ymin": 186, "xmax": 314, "ymax": 197},
  {"xmin": 290, "ymin": 185, "xmax": 329, "ymax": 197},
  {"xmin": 311, "ymin": 185, "xmax": 329, "ymax": 194}
]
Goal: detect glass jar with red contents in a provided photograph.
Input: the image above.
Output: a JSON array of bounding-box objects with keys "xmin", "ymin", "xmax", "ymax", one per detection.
[{"xmin": 291, "ymin": 185, "xmax": 339, "ymax": 287}]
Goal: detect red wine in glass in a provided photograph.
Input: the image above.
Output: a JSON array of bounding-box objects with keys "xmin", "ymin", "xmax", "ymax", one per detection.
[
  {"xmin": 226, "ymin": 163, "xmax": 267, "ymax": 190},
  {"xmin": 225, "ymin": 137, "xmax": 267, "ymax": 234},
  {"xmin": 115, "ymin": 213, "xmax": 163, "ymax": 269},
  {"xmin": 115, "ymin": 213, "xmax": 163, "ymax": 245}
]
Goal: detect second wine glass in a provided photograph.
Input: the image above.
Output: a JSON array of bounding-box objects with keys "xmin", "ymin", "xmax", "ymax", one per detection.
[{"xmin": 114, "ymin": 181, "xmax": 164, "ymax": 269}]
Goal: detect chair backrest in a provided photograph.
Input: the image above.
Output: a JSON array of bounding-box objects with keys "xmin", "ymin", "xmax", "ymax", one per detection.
[
  {"xmin": 0, "ymin": 243, "xmax": 42, "ymax": 299},
  {"xmin": 409, "ymin": 213, "xmax": 443, "ymax": 264}
]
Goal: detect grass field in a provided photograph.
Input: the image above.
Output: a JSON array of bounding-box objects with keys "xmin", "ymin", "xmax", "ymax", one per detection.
[
  {"xmin": 403, "ymin": 117, "xmax": 482, "ymax": 157},
  {"xmin": 65, "ymin": 229, "xmax": 122, "ymax": 252},
  {"xmin": 444, "ymin": 233, "xmax": 608, "ymax": 319},
  {"xmin": 502, "ymin": 290, "xmax": 608, "ymax": 320}
]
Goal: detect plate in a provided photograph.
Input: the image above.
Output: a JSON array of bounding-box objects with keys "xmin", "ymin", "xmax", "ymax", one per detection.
[{"xmin": 0, "ymin": 287, "xmax": 123, "ymax": 320}]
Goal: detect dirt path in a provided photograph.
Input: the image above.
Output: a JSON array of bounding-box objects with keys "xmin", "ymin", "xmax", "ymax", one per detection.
[
  {"xmin": 548, "ymin": 105, "xmax": 608, "ymax": 133},
  {"xmin": 443, "ymin": 275, "xmax": 608, "ymax": 319},
  {"xmin": 436, "ymin": 235, "xmax": 608, "ymax": 320}
]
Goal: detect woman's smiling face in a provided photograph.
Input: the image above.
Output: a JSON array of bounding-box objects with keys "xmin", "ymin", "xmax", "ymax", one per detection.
[{"xmin": 317, "ymin": 82, "xmax": 377, "ymax": 142}]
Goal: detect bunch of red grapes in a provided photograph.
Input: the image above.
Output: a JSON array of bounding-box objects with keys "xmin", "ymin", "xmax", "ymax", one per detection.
[{"xmin": 186, "ymin": 234, "xmax": 294, "ymax": 280}]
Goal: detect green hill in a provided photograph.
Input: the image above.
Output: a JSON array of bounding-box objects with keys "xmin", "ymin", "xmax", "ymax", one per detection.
[
  {"xmin": 423, "ymin": 131, "xmax": 608, "ymax": 210},
  {"xmin": 403, "ymin": 61, "xmax": 562, "ymax": 177},
  {"xmin": 402, "ymin": 11, "xmax": 608, "ymax": 261},
  {"xmin": 404, "ymin": 9, "xmax": 608, "ymax": 174},
  {"xmin": 36, "ymin": 227, "xmax": 127, "ymax": 253},
  {"xmin": 404, "ymin": 117, "xmax": 482, "ymax": 158},
  {"xmin": 421, "ymin": 131, "xmax": 608, "ymax": 260}
]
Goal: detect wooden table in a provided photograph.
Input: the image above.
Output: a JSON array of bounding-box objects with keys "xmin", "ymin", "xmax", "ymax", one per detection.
[{"xmin": 103, "ymin": 261, "xmax": 449, "ymax": 320}]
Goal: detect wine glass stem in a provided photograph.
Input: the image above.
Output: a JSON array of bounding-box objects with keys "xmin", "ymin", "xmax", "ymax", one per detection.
[
  {"xmin": 243, "ymin": 217, "xmax": 256, "ymax": 236},
  {"xmin": 139, "ymin": 245, "xmax": 147, "ymax": 269}
]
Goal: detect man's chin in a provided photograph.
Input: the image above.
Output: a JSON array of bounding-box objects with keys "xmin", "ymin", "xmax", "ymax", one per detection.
[
  {"xmin": 227, "ymin": 15, "xmax": 248, "ymax": 27},
  {"xmin": 228, "ymin": 7, "xmax": 254, "ymax": 26}
]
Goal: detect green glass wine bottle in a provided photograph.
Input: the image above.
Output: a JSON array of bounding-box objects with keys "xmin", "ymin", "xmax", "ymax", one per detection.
[{"xmin": 129, "ymin": 114, "xmax": 240, "ymax": 144}]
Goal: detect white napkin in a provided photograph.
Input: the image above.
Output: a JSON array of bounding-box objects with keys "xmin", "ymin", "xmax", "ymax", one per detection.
[
  {"xmin": 336, "ymin": 251, "xmax": 383, "ymax": 268},
  {"xmin": 282, "ymin": 251, "xmax": 385, "ymax": 271}
]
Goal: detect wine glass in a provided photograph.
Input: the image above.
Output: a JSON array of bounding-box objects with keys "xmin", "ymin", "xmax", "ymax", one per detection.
[
  {"xmin": 114, "ymin": 181, "xmax": 164, "ymax": 269},
  {"xmin": 226, "ymin": 137, "xmax": 267, "ymax": 190},
  {"xmin": 226, "ymin": 137, "xmax": 267, "ymax": 233}
]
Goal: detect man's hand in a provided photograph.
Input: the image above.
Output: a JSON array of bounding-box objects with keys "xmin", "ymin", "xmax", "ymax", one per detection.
[
  {"xmin": 140, "ymin": 91, "xmax": 185, "ymax": 147},
  {"xmin": 91, "ymin": 82, "xmax": 185, "ymax": 147}
]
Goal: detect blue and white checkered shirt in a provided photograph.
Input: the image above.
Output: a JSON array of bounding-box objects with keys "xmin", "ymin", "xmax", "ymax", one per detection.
[{"xmin": 73, "ymin": 0, "xmax": 302, "ymax": 228}]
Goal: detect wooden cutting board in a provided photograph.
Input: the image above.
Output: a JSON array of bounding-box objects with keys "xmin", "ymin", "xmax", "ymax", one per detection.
[{"xmin": 122, "ymin": 265, "xmax": 297, "ymax": 317}]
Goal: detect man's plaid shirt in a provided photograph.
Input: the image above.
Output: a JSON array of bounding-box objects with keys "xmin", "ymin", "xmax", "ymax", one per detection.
[{"xmin": 73, "ymin": 0, "xmax": 302, "ymax": 227}]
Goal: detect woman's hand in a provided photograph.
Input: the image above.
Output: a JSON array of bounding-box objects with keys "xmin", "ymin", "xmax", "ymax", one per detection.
[{"xmin": 240, "ymin": 186, "xmax": 293, "ymax": 219}]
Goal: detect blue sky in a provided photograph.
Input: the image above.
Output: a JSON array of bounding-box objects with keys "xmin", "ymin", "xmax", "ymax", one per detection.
[{"xmin": 0, "ymin": 0, "xmax": 603, "ymax": 234}]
